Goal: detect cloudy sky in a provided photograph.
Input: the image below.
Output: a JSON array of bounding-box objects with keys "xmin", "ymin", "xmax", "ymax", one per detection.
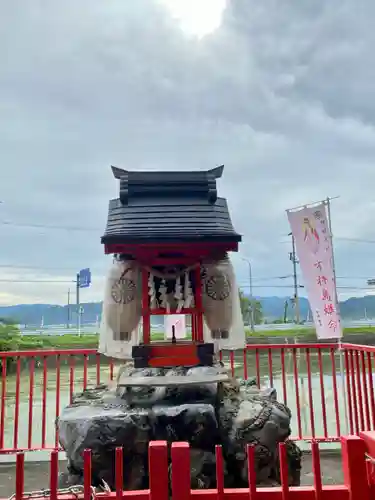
[{"xmin": 1, "ymin": 0, "xmax": 375, "ymax": 306}]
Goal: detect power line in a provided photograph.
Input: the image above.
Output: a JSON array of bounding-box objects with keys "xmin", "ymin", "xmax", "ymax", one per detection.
[
  {"xmin": 0, "ymin": 264, "xmax": 81, "ymax": 271},
  {"xmin": 0, "ymin": 264, "xmax": 107, "ymax": 272},
  {"xmin": 240, "ymin": 283, "xmax": 375, "ymax": 290},
  {"xmin": 239, "ymin": 285, "xmax": 299, "ymax": 290},
  {"xmin": 0, "ymin": 279, "xmax": 76, "ymax": 283},
  {"xmin": 0, "ymin": 263, "xmax": 372, "ymax": 284},
  {"xmin": 238, "ymin": 275, "xmax": 293, "ymax": 283},
  {"xmin": 0, "ymin": 277, "xmax": 372, "ymax": 290},
  {"xmin": 335, "ymin": 237, "xmax": 375, "ymax": 244},
  {"xmin": 3, "ymin": 218, "xmax": 375, "ymax": 246},
  {"xmin": 279, "ymin": 235, "xmax": 375, "ymax": 245},
  {"xmin": 336, "ymin": 276, "xmax": 374, "ymax": 280}
]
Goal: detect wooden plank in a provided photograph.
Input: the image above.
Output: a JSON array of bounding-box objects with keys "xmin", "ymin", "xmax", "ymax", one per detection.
[
  {"xmin": 109, "ymin": 198, "xmax": 228, "ymax": 210},
  {"xmin": 148, "ymin": 355, "xmax": 200, "ymax": 367},
  {"xmin": 103, "ymin": 241, "xmax": 239, "ymax": 255},
  {"xmin": 108, "ymin": 211, "xmax": 230, "ymax": 220},
  {"xmin": 117, "ymin": 374, "xmax": 229, "ymax": 387},
  {"xmin": 149, "ymin": 344, "xmax": 198, "ymax": 357}
]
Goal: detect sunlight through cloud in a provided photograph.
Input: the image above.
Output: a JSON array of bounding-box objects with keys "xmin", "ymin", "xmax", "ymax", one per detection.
[{"xmin": 159, "ymin": 0, "xmax": 226, "ymax": 37}]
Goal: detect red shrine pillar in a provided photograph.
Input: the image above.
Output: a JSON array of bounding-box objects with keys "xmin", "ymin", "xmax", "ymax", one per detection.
[
  {"xmin": 140, "ymin": 263, "xmax": 204, "ymax": 344},
  {"xmin": 191, "ymin": 313, "xmax": 197, "ymax": 342},
  {"xmin": 194, "ymin": 265, "xmax": 204, "ymax": 343},
  {"xmin": 141, "ymin": 267, "xmax": 150, "ymax": 344}
]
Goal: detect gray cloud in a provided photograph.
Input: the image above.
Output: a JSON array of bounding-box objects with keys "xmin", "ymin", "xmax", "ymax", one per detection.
[{"xmin": 0, "ymin": 0, "xmax": 375, "ymax": 304}]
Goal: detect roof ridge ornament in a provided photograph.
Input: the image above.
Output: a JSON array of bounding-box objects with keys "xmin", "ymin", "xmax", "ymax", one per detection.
[{"xmin": 110, "ymin": 164, "xmax": 224, "ymax": 205}]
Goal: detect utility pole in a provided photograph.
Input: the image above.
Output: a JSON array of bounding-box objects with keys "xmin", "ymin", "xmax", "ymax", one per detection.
[
  {"xmin": 288, "ymin": 233, "xmax": 300, "ymax": 324},
  {"xmin": 76, "ymin": 273, "xmax": 80, "ymax": 332},
  {"xmin": 241, "ymin": 257, "xmax": 255, "ymax": 332},
  {"xmin": 67, "ymin": 288, "xmax": 71, "ymax": 328}
]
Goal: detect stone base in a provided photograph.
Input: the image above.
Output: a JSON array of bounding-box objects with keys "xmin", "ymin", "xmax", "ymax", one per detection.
[{"xmin": 57, "ymin": 364, "xmax": 301, "ymax": 489}]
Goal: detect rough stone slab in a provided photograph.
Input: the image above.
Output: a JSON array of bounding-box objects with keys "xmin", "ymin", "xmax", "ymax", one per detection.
[
  {"xmin": 117, "ymin": 373, "xmax": 229, "ymax": 387},
  {"xmin": 57, "ymin": 369, "xmax": 301, "ymax": 490},
  {"xmin": 151, "ymin": 403, "xmax": 219, "ymax": 451},
  {"xmin": 58, "ymin": 399, "xmax": 151, "ymax": 472}
]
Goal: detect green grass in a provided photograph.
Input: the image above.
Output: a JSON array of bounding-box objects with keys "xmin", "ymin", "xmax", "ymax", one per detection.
[
  {"xmin": 8, "ymin": 325, "xmax": 375, "ymax": 351},
  {"xmin": 247, "ymin": 325, "xmax": 375, "ymax": 337},
  {"xmin": 13, "ymin": 334, "xmax": 100, "ymax": 350}
]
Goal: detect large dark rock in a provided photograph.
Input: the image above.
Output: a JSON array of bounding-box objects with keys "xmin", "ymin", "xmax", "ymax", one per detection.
[
  {"xmin": 57, "ymin": 365, "xmax": 301, "ymax": 490},
  {"xmin": 151, "ymin": 403, "xmax": 219, "ymax": 450}
]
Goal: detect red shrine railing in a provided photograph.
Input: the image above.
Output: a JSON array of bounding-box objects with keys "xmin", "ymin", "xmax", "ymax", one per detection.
[
  {"xmin": 1, "ymin": 343, "xmax": 375, "ymax": 453},
  {"xmin": 4, "ymin": 436, "xmax": 373, "ymax": 500}
]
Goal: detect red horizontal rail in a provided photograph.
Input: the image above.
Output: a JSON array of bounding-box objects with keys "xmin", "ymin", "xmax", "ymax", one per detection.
[
  {"xmin": 1, "ymin": 342, "xmax": 356, "ymax": 358},
  {"xmin": 245, "ymin": 343, "xmax": 336, "ymax": 350},
  {"xmin": 1, "ymin": 438, "xmax": 370, "ymax": 500},
  {"xmin": 2, "ymin": 342, "xmax": 364, "ymax": 358},
  {"xmin": 2, "ymin": 342, "xmax": 375, "ymax": 454},
  {"xmin": 341, "ymin": 343, "xmax": 375, "ymax": 353},
  {"xmin": 0, "ymin": 348, "xmax": 98, "ymax": 358}
]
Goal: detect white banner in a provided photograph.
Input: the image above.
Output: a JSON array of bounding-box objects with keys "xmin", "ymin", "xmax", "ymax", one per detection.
[
  {"xmin": 287, "ymin": 203, "xmax": 342, "ymax": 339},
  {"xmin": 165, "ymin": 314, "xmax": 187, "ymax": 339}
]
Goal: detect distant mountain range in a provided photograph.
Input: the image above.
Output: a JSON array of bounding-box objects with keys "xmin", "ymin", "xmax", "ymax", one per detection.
[
  {"xmin": 257, "ymin": 296, "xmax": 375, "ymax": 322},
  {"xmin": 1, "ymin": 295, "xmax": 375, "ymax": 326}
]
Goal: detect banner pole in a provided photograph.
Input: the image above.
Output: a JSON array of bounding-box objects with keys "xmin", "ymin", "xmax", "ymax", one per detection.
[
  {"xmin": 326, "ymin": 197, "xmax": 349, "ymax": 434},
  {"xmin": 287, "ymin": 195, "xmax": 340, "ymax": 213}
]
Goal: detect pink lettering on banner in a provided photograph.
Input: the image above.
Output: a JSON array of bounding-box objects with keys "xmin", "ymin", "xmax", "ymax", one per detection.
[
  {"xmin": 314, "ymin": 261, "xmax": 323, "ymax": 271},
  {"xmin": 328, "ymin": 319, "xmax": 338, "ymax": 331},
  {"xmin": 324, "ymin": 303, "xmax": 335, "ymax": 315},
  {"xmin": 317, "ymin": 275, "xmax": 328, "ymax": 286},
  {"xmin": 287, "ymin": 202, "xmax": 342, "ymax": 339}
]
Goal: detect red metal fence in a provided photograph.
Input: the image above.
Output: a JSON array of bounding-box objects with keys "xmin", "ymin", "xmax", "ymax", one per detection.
[
  {"xmin": 342, "ymin": 344, "xmax": 375, "ymax": 435},
  {"xmin": 0, "ymin": 343, "xmax": 375, "ymax": 453},
  {"xmin": 5, "ymin": 436, "xmax": 373, "ymax": 500}
]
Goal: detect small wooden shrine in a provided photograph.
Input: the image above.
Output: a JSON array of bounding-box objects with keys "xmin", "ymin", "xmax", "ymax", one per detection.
[{"xmin": 100, "ymin": 165, "xmax": 242, "ymax": 368}]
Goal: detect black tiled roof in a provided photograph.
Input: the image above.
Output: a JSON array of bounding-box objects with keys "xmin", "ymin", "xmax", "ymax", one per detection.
[{"xmin": 101, "ymin": 166, "xmax": 241, "ymax": 244}]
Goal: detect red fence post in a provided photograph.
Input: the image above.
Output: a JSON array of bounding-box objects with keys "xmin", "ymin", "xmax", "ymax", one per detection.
[
  {"xmin": 330, "ymin": 347, "xmax": 341, "ymax": 437},
  {"xmin": 344, "ymin": 349, "xmax": 355, "ymax": 434},
  {"xmin": 255, "ymin": 348, "xmax": 260, "ymax": 388},
  {"xmin": 360, "ymin": 351, "xmax": 371, "ymax": 430},
  {"xmin": 115, "ymin": 447, "xmax": 124, "ymax": 500},
  {"xmin": 15, "ymin": 453, "xmax": 24, "ymax": 500},
  {"xmin": 278, "ymin": 443, "xmax": 290, "ymax": 500},
  {"xmin": 229, "ymin": 351, "xmax": 235, "ymax": 377},
  {"xmin": 83, "ymin": 449, "xmax": 92, "ymax": 500},
  {"xmin": 149, "ymin": 441, "xmax": 169, "ymax": 500},
  {"xmin": 243, "ymin": 348, "xmax": 248, "ymax": 380},
  {"xmin": 171, "ymin": 442, "xmax": 190, "ymax": 500},
  {"xmin": 281, "ymin": 349, "xmax": 287, "ymax": 405},
  {"xmin": 41, "ymin": 356, "xmax": 48, "ymax": 448},
  {"xmin": 50, "ymin": 450, "xmax": 59, "ymax": 500},
  {"xmin": 246, "ymin": 444, "xmax": 257, "ymax": 499},
  {"xmin": 13, "ymin": 357, "xmax": 21, "ymax": 450},
  {"xmin": 27, "ymin": 356, "xmax": 35, "ymax": 449},
  {"xmin": 0, "ymin": 356, "xmax": 7, "ymax": 450},
  {"xmin": 360, "ymin": 430, "xmax": 375, "ymax": 495},
  {"xmin": 311, "ymin": 441, "xmax": 323, "ymax": 500},
  {"xmin": 341, "ymin": 435, "xmax": 370, "ymax": 500},
  {"xmin": 366, "ymin": 352, "xmax": 375, "ymax": 430},
  {"xmin": 215, "ymin": 445, "xmax": 225, "ymax": 500},
  {"xmin": 267, "ymin": 349, "xmax": 273, "ymax": 387},
  {"xmin": 55, "ymin": 354, "xmax": 61, "ymax": 448},
  {"xmin": 361, "ymin": 431, "xmax": 375, "ymax": 456}
]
